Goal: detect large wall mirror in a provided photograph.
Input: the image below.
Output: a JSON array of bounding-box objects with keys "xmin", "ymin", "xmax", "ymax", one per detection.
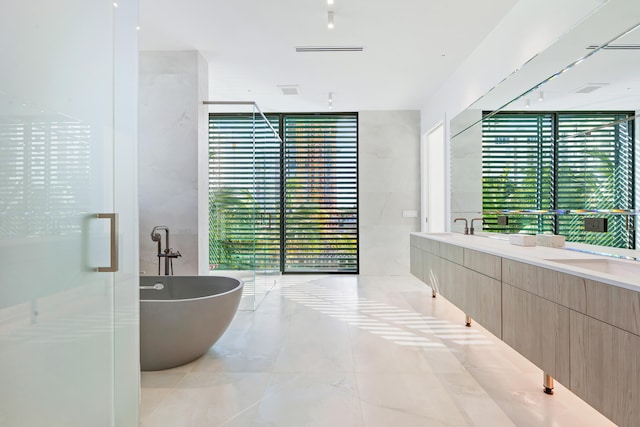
[{"xmin": 450, "ymin": 0, "xmax": 640, "ymax": 249}]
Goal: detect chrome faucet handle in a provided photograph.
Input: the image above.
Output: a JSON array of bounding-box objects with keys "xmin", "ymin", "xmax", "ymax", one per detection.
[
  {"xmin": 453, "ymin": 218, "xmax": 469, "ymax": 235},
  {"xmin": 165, "ymin": 249, "xmax": 182, "ymax": 258},
  {"xmin": 470, "ymin": 217, "xmax": 484, "ymax": 235}
]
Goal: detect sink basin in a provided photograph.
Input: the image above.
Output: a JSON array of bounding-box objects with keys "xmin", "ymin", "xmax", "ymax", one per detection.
[{"xmin": 545, "ymin": 258, "xmax": 640, "ymax": 279}]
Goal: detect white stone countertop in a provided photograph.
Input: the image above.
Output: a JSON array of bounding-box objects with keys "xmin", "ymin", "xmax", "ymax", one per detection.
[{"xmin": 411, "ymin": 232, "xmax": 640, "ymax": 292}]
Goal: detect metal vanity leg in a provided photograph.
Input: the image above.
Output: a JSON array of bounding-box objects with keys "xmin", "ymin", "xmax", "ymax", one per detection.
[
  {"xmin": 465, "ymin": 315, "xmax": 472, "ymax": 327},
  {"xmin": 432, "ymin": 288, "xmax": 437, "ymax": 298},
  {"xmin": 543, "ymin": 373, "xmax": 554, "ymax": 395}
]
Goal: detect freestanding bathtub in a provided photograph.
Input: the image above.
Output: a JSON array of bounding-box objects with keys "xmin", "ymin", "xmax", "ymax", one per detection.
[{"xmin": 139, "ymin": 275, "xmax": 243, "ymax": 371}]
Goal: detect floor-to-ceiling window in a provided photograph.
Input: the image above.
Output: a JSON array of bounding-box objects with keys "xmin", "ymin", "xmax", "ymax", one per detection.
[
  {"xmin": 482, "ymin": 111, "xmax": 635, "ymax": 248},
  {"xmin": 209, "ymin": 113, "xmax": 358, "ymax": 273}
]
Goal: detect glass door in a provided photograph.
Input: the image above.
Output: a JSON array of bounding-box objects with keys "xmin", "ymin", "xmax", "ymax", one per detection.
[
  {"xmin": 252, "ymin": 107, "xmax": 281, "ymax": 305},
  {"xmin": 0, "ymin": 1, "xmax": 139, "ymax": 425}
]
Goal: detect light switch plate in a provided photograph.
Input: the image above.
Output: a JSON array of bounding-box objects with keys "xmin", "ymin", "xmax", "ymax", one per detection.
[{"xmin": 402, "ymin": 210, "xmax": 418, "ymax": 218}]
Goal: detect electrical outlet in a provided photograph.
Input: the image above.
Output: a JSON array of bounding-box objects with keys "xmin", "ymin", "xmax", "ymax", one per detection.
[
  {"xmin": 584, "ymin": 217, "xmax": 608, "ymax": 232},
  {"xmin": 497, "ymin": 215, "xmax": 509, "ymax": 226}
]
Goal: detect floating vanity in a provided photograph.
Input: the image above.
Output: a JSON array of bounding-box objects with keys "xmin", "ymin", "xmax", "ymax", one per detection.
[{"xmin": 410, "ymin": 232, "xmax": 640, "ymax": 427}]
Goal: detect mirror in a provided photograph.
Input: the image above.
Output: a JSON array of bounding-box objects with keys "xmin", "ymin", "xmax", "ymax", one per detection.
[{"xmin": 450, "ymin": 2, "xmax": 640, "ymax": 249}]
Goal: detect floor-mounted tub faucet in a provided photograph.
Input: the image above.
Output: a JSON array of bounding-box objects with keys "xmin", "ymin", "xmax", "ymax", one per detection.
[
  {"xmin": 151, "ymin": 226, "xmax": 182, "ymax": 275},
  {"xmin": 453, "ymin": 218, "xmax": 469, "ymax": 235}
]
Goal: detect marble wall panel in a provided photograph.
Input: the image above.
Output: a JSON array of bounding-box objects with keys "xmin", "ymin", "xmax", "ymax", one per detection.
[
  {"xmin": 138, "ymin": 51, "xmax": 208, "ymax": 276},
  {"xmin": 359, "ymin": 111, "xmax": 421, "ymax": 275}
]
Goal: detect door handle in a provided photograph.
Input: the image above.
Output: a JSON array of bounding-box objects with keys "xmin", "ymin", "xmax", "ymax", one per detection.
[{"xmin": 96, "ymin": 213, "xmax": 119, "ymax": 272}]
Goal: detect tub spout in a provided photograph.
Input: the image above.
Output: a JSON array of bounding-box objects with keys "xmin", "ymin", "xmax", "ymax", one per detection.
[{"xmin": 140, "ymin": 282, "xmax": 165, "ymax": 291}]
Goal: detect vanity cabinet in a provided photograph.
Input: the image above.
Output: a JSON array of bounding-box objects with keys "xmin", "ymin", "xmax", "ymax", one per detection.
[
  {"xmin": 410, "ymin": 233, "xmax": 640, "ymax": 427},
  {"xmin": 412, "ymin": 237, "xmax": 501, "ymax": 338},
  {"xmin": 570, "ymin": 310, "xmax": 640, "ymax": 426},
  {"xmin": 502, "ymin": 283, "xmax": 571, "ymax": 385}
]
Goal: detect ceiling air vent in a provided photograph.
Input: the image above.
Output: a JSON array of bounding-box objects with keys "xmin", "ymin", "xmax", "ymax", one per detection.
[
  {"xmin": 575, "ymin": 83, "xmax": 609, "ymax": 94},
  {"xmin": 278, "ymin": 85, "xmax": 300, "ymax": 96},
  {"xmin": 586, "ymin": 44, "xmax": 640, "ymax": 50},
  {"xmin": 295, "ymin": 46, "xmax": 364, "ymax": 53}
]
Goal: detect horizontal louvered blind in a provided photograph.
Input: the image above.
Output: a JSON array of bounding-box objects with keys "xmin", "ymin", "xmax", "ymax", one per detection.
[
  {"xmin": 283, "ymin": 114, "xmax": 358, "ymax": 272},
  {"xmin": 482, "ymin": 111, "xmax": 634, "ymax": 248},
  {"xmin": 482, "ymin": 113, "xmax": 554, "ymax": 234},
  {"xmin": 208, "ymin": 114, "xmax": 281, "ymax": 270},
  {"xmin": 556, "ymin": 113, "xmax": 634, "ymax": 247}
]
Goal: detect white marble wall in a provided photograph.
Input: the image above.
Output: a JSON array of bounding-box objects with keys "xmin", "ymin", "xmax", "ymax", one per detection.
[
  {"xmin": 138, "ymin": 51, "xmax": 208, "ymax": 275},
  {"xmin": 359, "ymin": 111, "xmax": 421, "ymax": 276},
  {"xmin": 450, "ymin": 109, "xmax": 483, "ymax": 231}
]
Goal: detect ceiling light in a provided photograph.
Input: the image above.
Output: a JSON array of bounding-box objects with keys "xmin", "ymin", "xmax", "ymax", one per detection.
[
  {"xmin": 328, "ymin": 0, "xmax": 334, "ymax": 4},
  {"xmin": 538, "ymin": 91, "xmax": 544, "ymax": 101},
  {"xmin": 328, "ymin": 92, "xmax": 333, "ymax": 109},
  {"xmin": 113, "ymin": 2, "xmax": 119, "ymax": 7},
  {"xmin": 328, "ymin": 12, "xmax": 334, "ymax": 29}
]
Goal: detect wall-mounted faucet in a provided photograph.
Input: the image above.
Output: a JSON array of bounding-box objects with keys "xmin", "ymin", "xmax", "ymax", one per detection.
[
  {"xmin": 470, "ymin": 218, "xmax": 484, "ymax": 235},
  {"xmin": 151, "ymin": 226, "xmax": 182, "ymax": 275},
  {"xmin": 453, "ymin": 218, "xmax": 469, "ymax": 235}
]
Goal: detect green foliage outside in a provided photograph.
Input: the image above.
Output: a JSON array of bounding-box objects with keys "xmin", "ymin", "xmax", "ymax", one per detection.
[
  {"xmin": 482, "ymin": 112, "xmax": 634, "ymax": 249},
  {"xmin": 208, "ymin": 113, "xmax": 358, "ymax": 273},
  {"xmin": 209, "ymin": 188, "xmax": 257, "ymax": 270}
]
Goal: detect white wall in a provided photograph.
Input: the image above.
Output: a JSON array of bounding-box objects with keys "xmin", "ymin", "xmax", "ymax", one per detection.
[
  {"xmin": 138, "ymin": 51, "xmax": 208, "ymax": 276},
  {"xmin": 359, "ymin": 111, "xmax": 421, "ymax": 275}
]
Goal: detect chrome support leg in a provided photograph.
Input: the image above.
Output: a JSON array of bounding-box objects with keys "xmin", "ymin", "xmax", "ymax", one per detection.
[
  {"xmin": 432, "ymin": 288, "xmax": 437, "ymax": 298},
  {"xmin": 465, "ymin": 315, "xmax": 472, "ymax": 327},
  {"xmin": 543, "ymin": 373, "xmax": 554, "ymax": 395}
]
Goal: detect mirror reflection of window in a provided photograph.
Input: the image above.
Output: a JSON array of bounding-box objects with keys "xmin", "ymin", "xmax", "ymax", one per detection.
[{"xmin": 481, "ymin": 111, "xmax": 634, "ymax": 249}]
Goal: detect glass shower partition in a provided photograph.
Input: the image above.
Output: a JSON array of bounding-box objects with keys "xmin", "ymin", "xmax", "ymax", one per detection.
[{"xmin": 206, "ymin": 102, "xmax": 281, "ymax": 310}]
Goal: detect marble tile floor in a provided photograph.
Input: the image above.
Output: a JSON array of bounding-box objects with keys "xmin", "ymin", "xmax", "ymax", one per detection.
[{"xmin": 141, "ymin": 274, "xmax": 614, "ymax": 426}]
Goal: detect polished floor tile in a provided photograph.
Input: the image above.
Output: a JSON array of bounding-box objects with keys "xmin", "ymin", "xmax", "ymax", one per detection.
[{"xmin": 141, "ymin": 275, "xmax": 614, "ymax": 426}]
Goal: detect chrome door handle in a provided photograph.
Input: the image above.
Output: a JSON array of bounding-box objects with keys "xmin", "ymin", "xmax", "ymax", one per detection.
[{"xmin": 96, "ymin": 213, "xmax": 119, "ymax": 272}]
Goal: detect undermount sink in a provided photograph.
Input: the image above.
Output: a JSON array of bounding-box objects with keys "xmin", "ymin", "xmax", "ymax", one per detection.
[{"xmin": 545, "ymin": 258, "xmax": 640, "ymax": 279}]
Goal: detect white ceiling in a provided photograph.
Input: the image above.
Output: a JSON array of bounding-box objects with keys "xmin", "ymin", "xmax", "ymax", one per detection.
[{"xmin": 139, "ymin": 0, "xmax": 517, "ymax": 112}]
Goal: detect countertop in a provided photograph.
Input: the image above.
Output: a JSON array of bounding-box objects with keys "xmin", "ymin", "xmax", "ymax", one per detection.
[{"xmin": 411, "ymin": 232, "xmax": 640, "ymax": 292}]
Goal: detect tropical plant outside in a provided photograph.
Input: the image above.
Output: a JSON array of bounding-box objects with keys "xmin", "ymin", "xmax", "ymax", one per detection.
[
  {"xmin": 208, "ymin": 113, "xmax": 358, "ymax": 273},
  {"xmin": 482, "ymin": 112, "xmax": 634, "ymax": 249}
]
